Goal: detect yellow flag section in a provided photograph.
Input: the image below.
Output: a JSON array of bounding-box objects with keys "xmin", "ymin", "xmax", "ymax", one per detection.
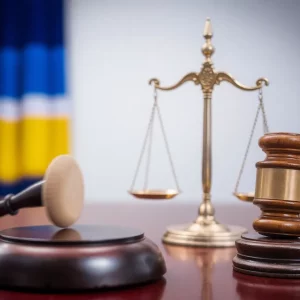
[{"xmin": 0, "ymin": 117, "xmax": 69, "ymax": 186}]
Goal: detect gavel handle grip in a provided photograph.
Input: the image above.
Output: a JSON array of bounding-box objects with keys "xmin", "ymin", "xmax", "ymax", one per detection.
[
  {"xmin": 0, "ymin": 195, "xmax": 18, "ymax": 216},
  {"xmin": 0, "ymin": 181, "xmax": 44, "ymax": 217}
]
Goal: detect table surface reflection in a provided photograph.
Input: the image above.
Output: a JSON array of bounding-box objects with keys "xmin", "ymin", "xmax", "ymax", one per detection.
[{"xmin": 0, "ymin": 200, "xmax": 299, "ymax": 300}]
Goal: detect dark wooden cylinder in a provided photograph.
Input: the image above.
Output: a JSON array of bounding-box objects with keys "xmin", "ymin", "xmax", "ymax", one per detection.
[{"xmin": 0, "ymin": 225, "xmax": 166, "ymax": 291}]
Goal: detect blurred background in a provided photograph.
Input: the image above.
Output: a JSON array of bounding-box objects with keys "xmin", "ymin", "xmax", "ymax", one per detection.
[{"xmin": 0, "ymin": 0, "xmax": 299, "ymax": 205}]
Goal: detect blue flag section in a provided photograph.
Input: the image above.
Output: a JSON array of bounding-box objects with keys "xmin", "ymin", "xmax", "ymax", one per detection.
[{"xmin": 0, "ymin": 0, "xmax": 70, "ymax": 196}]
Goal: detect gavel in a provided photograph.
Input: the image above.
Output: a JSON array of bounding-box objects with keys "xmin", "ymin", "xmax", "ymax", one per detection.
[
  {"xmin": 233, "ymin": 132, "xmax": 300, "ymax": 278},
  {"xmin": 0, "ymin": 155, "xmax": 84, "ymax": 228},
  {"xmin": 253, "ymin": 132, "xmax": 300, "ymax": 237}
]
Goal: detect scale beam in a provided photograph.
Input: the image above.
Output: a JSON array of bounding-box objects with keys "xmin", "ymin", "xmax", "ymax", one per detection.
[
  {"xmin": 148, "ymin": 17, "xmax": 269, "ymax": 247},
  {"xmin": 149, "ymin": 73, "xmax": 199, "ymax": 91},
  {"xmin": 150, "ymin": 69, "xmax": 269, "ymax": 94},
  {"xmin": 215, "ymin": 73, "xmax": 269, "ymax": 91}
]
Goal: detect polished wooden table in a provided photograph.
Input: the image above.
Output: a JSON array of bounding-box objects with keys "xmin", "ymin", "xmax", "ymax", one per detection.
[{"xmin": 0, "ymin": 200, "xmax": 300, "ymax": 299}]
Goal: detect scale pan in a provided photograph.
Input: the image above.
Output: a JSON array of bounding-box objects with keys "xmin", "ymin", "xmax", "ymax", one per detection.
[
  {"xmin": 129, "ymin": 189, "xmax": 179, "ymax": 200},
  {"xmin": 234, "ymin": 192, "xmax": 254, "ymax": 202}
]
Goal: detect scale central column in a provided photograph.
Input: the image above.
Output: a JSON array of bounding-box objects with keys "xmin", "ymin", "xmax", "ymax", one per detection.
[
  {"xmin": 199, "ymin": 91, "xmax": 215, "ymax": 223},
  {"xmin": 162, "ymin": 81, "xmax": 247, "ymax": 246}
]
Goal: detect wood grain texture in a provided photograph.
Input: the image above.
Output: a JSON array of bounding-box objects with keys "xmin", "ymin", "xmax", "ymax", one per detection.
[
  {"xmin": 233, "ymin": 233, "xmax": 300, "ymax": 278},
  {"xmin": 257, "ymin": 132, "xmax": 300, "ymax": 170},
  {"xmin": 234, "ymin": 272, "xmax": 300, "ymax": 299},
  {"xmin": 0, "ymin": 225, "xmax": 166, "ymax": 291},
  {"xmin": 253, "ymin": 132, "xmax": 300, "ymax": 237},
  {"xmin": 0, "ymin": 202, "xmax": 298, "ymax": 299},
  {"xmin": 253, "ymin": 198, "xmax": 300, "ymax": 237}
]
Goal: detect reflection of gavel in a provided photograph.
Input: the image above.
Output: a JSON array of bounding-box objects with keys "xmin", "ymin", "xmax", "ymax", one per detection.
[{"xmin": 0, "ymin": 155, "xmax": 84, "ymax": 228}]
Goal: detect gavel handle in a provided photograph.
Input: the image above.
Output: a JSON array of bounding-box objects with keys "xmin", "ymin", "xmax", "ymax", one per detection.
[{"xmin": 0, "ymin": 181, "xmax": 44, "ymax": 217}]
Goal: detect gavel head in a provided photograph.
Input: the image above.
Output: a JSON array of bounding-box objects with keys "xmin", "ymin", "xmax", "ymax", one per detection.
[
  {"xmin": 253, "ymin": 132, "xmax": 300, "ymax": 238},
  {"xmin": 4, "ymin": 155, "xmax": 84, "ymax": 228},
  {"xmin": 42, "ymin": 154, "xmax": 85, "ymax": 227}
]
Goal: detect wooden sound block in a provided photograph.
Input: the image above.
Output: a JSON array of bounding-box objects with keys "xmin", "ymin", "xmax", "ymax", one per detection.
[
  {"xmin": 0, "ymin": 225, "xmax": 166, "ymax": 291},
  {"xmin": 233, "ymin": 233, "xmax": 300, "ymax": 278}
]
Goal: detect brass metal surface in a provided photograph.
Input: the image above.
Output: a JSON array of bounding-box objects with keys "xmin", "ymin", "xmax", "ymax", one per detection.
[
  {"xmin": 147, "ymin": 18, "xmax": 267, "ymax": 247},
  {"xmin": 255, "ymin": 168, "xmax": 300, "ymax": 201},
  {"xmin": 162, "ymin": 223, "xmax": 247, "ymax": 247},
  {"xmin": 234, "ymin": 192, "xmax": 255, "ymax": 202},
  {"xmin": 129, "ymin": 189, "xmax": 179, "ymax": 200},
  {"xmin": 201, "ymin": 91, "xmax": 214, "ymax": 220}
]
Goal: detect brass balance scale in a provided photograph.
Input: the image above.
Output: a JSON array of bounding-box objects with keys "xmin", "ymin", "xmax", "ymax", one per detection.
[{"xmin": 128, "ymin": 18, "xmax": 270, "ymax": 247}]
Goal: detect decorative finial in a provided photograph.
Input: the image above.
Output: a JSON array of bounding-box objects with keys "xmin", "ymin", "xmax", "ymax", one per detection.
[
  {"xmin": 202, "ymin": 17, "xmax": 214, "ymax": 62},
  {"xmin": 203, "ymin": 18, "xmax": 213, "ymax": 39}
]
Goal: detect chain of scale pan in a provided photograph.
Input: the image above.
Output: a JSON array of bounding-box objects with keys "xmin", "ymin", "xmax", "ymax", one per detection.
[
  {"xmin": 130, "ymin": 95, "xmax": 157, "ymax": 191},
  {"xmin": 153, "ymin": 88, "xmax": 181, "ymax": 192},
  {"xmin": 130, "ymin": 86, "xmax": 180, "ymax": 192},
  {"xmin": 143, "ymin": 91, "xmax": 155, "ymax": 190},
  {"xmin": 234, "ymin": 86, "xmax": 269, "ymax": 194},
  {"xmin": 258, "ymin": 87, "xmax": 269, "ymax": 133}
]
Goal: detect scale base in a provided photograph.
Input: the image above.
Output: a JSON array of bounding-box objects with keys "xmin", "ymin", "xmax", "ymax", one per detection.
[{"xmin": 162, "ymin": 221, "xmax": 247, "ymax": 247}]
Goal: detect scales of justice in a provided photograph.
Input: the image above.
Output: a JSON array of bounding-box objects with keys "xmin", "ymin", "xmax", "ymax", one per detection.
[{"xmin": 129, "ymin": 18, "xmax": 270, "ymax": 247}]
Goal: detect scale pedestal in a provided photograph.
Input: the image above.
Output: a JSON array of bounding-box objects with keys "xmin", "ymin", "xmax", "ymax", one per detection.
[
  {"xmin": 163, "ymin": 201, "xmax": 246, "ymax": 247},
  {"xmin": 129, "ymin": 18, "xmax": 269, "ymax": 247},
  {"xmin": 163, "ymin": 222, "xmax": 246, "ymax": 247}
]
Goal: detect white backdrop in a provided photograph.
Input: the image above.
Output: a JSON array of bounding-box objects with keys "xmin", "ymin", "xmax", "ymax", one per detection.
[{"xmin": 65, "ymin": 0, "xmax": 300, "ymax": 204}]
